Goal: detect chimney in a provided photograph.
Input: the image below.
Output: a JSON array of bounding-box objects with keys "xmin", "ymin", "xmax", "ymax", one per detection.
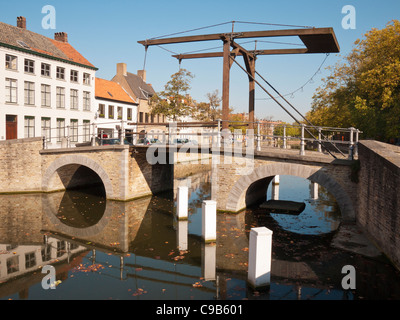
[
  {"xmin": 17, "ymin": 16, "xmax": 26, "ymax": 29},
  {"xmin": 54, "ymin": 32, "xmax": 68, "ymax": 43},
  {"xmin": 137, "ymin": 70, "xmax": 146, "ymax": 82},
  {"xmin": 117, "ymin": 63, "xmax": 127, "ymax": 76}
]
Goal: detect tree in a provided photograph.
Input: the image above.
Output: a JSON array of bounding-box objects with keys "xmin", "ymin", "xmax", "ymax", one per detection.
[
  {"xmin": 194, "ymin": 90, "xmax": 222, "ymax": 121},
  {"xmin": 150, "ymin": 69, "xmax": 194, "ymax": 121},
  {"xmin": 307, "ymin": 20, "xmax": 400, "ymax": 141}
]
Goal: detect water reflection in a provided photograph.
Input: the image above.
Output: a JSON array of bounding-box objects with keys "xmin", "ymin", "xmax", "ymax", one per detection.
[{"xmin": 0, "ymin": 169, "xmax": 400, "ymax": 300}]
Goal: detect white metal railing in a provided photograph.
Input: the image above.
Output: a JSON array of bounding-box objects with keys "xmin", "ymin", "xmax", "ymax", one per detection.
[{"xmin": 41, "ymin": 119, "xmax": 360, "ymax": 160}]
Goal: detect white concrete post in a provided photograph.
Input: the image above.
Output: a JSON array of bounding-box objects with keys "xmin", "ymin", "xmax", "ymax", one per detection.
[
  {"xmin": 256, "ymin": 121, "xmax": 261, "ymax": 151},
  {"xmin": 202, "ymin": 200, "xmax": 217, "ymax": 243},
  {"xmin": 248, "ymin": 227, "xmax": 273, "ymax": 289},
  {"xmin": 177, "ymin": 220, "xmax": 188, "ymax": 251},
  {"xmin": 202, "ymin": 243, "xmax": 216, "ymax": 281},
  {"xmin": 177, "ymin": 186, "xmax": 189, "ymax": 220},
  {"xmin": 311, "ymin": 181, "xmax": 319, "ymax": 200}
]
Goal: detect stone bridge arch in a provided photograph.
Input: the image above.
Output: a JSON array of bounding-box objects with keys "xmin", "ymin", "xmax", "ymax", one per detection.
[
  {"xmin": 222, "ymin": 162, "xmax": 356, "ymax": 221},
  {"xmin": 42, "ymin": 154, "xmax": 114, "ymax": 199}
]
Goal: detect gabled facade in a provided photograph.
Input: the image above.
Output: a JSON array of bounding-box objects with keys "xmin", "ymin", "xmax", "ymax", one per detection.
[
  {"xmin": 0, "ymin": 17, "xmax": 97, "ymax": 146},
  {"xmin": 95, "ymin": 77, "xmax": 138, "ymax": 141}
]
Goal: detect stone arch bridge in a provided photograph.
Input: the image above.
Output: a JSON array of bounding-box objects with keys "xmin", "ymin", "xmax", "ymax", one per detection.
[{"xmin": 0, "ymin": 137, "xmax": 357, "ymax": 220}]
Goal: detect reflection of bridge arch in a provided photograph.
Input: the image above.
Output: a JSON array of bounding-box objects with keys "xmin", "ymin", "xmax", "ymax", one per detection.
[
  {"xmin": 42, "ymin": 192, "xmax": 114, "ymax": 238},
  {"xmin": 226, "ymin": 163, "xmax": 355, "ymax": 221},
  {"xmin": 42, "ymin": 155, "xmax": 114, "ymax": 199}
]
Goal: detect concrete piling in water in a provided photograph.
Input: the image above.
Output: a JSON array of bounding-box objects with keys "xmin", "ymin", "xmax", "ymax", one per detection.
[
  {"xmin": 248, "ymin": 227, "xmax": 273, "ymax": 289},
  {"xmin": 177, "ymin": 186, "xmax": 188, "ymax": 220},
  {"xmin": 202, "ymin": 200, "xmax": 217, "ymax": 243}
]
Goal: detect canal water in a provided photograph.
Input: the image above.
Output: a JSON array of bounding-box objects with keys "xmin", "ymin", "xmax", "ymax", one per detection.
[{"xmin": 1, "ymin": 168, "xmax": 400, "ymax": 300}]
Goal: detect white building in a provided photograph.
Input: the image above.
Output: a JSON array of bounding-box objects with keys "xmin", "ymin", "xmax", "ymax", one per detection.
[
  {"xmin": 94, "ymin": 77, "xmax": 138, "ymax": 142},
  {"xmin": 0, "ymin": 17, "xmax": 97, "ymax": 147}
]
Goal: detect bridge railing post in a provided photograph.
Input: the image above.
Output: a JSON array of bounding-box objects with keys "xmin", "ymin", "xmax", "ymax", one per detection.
[
  {"xmin": 91, "ymin": 123, "xmax": 97, "ymax": 146},
  {"xmin": 283, "ymin": 125, "xmax": 287, "ymax": 149},
  {"xmin": 217, "ymin": 119, "xmax": 221, "ymax": 147},
  {"xmin": 318, "ymin": 127, "xmax": 322, "ymax": 153},
  {"xmin": 348, "ymin": 127, "xmax": 355, "ymax": 160},
  {"xmin": 256, "ymin": 121, "xmax": 261, "ymax": 151},
  {"xmin": 354, "ymin": 129, "xmax": 359, "ymax": 157},
  {"xmin": 66, "ymin": 125, "xmax": 70, "ymax": 148},
  {"xmin": 300, "ymin": 124, "xmax": 305, "ymax": 156},
  {"xmin": 42, "ymin": 136, "xmax": 47, "ymax": 150},
  {"xmin": 120, "ymin": 120, "xmax": 125, "ymax": 145}
]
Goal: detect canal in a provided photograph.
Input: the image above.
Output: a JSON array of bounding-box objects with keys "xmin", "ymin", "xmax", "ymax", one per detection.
[{"xmin": 0, "ymin": 166, "xmax": 400, "ymax": 300}]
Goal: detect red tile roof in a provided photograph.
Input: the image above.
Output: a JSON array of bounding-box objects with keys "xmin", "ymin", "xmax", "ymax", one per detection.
[
  {"xmin": 0, "ymin": 20, "xmax": 96, "ymax": 69},
  {"xmin": 95, "ymin": 78, "xmax": 137, "ymax": 105},
  {"xmin": 51, "ymin": 39, "xmax": 95, "ymax": 68}
]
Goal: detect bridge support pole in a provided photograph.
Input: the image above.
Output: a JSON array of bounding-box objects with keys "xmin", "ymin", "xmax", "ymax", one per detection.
[
  {"xmin": 248, "ymin": 227, "xmax": 273, "ymax": 289},
  {"xmin": 202, "ymin": 200, "xmax": 217, "ymax": 243},
  {"xmin": 177, "ymin": 186, "xmax": 189, "ymax": 220}
]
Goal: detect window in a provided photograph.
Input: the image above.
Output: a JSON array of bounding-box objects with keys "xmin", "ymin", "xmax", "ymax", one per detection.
[
  {"xmin": 5, "ymin": 78, "xmax": 17, "ymax": 103},
  {"xmin": 70, "ymin": 70, "xmax": 78, "ymax": 82},
  {"xmin": 41, "ymin": 84, "xmax": 51, "ymax": 107},
  {"xmin": 25, "ymin": 252, "xmax": 36, "ymax": 269},
  {"xmin": 108, "ymin": 105, "xmax": 114, "ymax": 119},
  {"xmin": 41, "ymin": 117, "xmax": 51, "ymax": 142},
  {"xmin": 56, "ymin": 67, "xmax": 65, "ymax": 80},
  {"xmin": 56, "ymin": 241, "xmax": 66, "ymax": 257},
  {"xmin": 5, "ymin": 55, "xmax": 17, "ymax": 70},
  {"xmin": 139, "ymin": 112, "xmax": 143, "ymax": 123},
  {"xmin": 24, "ymin": 81, "xmax": 35, "ymax": 105},
  {"xmin": 83, "ymin": 73, "xmax": 91, "ymax": 85},
  {"xmin": 24, "ymin": 116, "xmax": 35, "ymax": 138},
  {"xmin": 41, "ymin": 63, "xmax": 51, "ymax": 77},
  {"xmin": 145, "ymin": 113, "xmax": 149, "ymax": 123},
  {"xmin": 24, "ymin": 59, "xmax": 34, "ymax": 74},
  {"xmin": 83, "ymin": 91, "xmax": 91, "ymax": 111},
  {"xmin": 127, "ymin": 108, "xmax": 132, "ymax": 121},
  {"xmin": 117, "ymin": 107, "xmax": 123, "ymax": 119},
  {"xmin": 70, "ymin": 89, "xmax": 78, "ymax": 110},
  {"xmin": 98, "ymin": 104, "xmax": 105, "ymax": 118},
  {"xmin": 83, "ymin": 120, "xmax": 90, "ymax": 142},
  {"xmin": 7, "ymin": 256, "xmax": 19, "ymax": 274},
  {"xmin": 56, "ymin": 87, "xmax": 65, "ymax": 108},
  {"xmin": 70, "ymin": 119, "xmax": 78, "ymax": 142},
  {"xmin": 41, "ymin": 245, "xmax": 51, "ymax": 262},
  {"xmin": 56, "ymin": 118, "xmax": 65, "ymax": 142}
]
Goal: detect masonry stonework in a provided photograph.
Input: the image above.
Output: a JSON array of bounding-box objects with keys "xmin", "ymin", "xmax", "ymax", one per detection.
[
  {"xmin": 357, "ymin": 141, "xmax": 400, "ymax": 269},
  {"xmin": 211, "ymin": 152, "xmax": 358, "ymax": 222}
]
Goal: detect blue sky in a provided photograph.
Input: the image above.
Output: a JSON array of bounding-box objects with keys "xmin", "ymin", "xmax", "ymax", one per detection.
[{"xmin": 2, "ymin": 0, "xmax": 400, "ymax": 122}]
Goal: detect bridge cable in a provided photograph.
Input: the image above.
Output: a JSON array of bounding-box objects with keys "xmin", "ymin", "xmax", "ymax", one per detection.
[
  {"xmin": 254, "ymin": 69, "xmax": 346, "ymax": 157},
  {"xmin": 229, "ymin": 56, "xmax": 338, "ymax": 159}
]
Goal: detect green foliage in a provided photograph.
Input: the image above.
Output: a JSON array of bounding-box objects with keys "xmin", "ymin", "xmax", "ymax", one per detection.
[
  {"xmin": 150, "ymin": 69, "xmax": 194, "ymax": 121},
  {"xmin": 307, "ymin": 20, "xmax": 400, "ymax": 141}
]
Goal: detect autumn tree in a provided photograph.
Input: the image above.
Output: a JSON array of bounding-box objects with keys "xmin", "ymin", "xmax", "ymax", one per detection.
[
  {"xmin": 307, "ymin": 20, "xmax": 400, "ymax": 141},
  {"xmin": 150, "ymin": 69, "xmax": 194, "ymax": 121},
  {"xmin": 194, "ymin": 90, "xmax": 222, "ymax": 121}
]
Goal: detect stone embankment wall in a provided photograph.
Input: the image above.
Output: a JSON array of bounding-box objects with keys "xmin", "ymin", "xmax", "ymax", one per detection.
[
  {"xmin": 357, "ymin": 141, "xmax": 400, "ymax": 269},
  {"xmin": 0, "ymin": 137, "xmax": 43, "ymax": 194}
]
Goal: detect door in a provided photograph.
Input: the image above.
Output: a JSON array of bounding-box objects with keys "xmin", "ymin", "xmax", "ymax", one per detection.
[{"xmin": 6, "ymin": 115, "xmax": 17, "ymax": 140}]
